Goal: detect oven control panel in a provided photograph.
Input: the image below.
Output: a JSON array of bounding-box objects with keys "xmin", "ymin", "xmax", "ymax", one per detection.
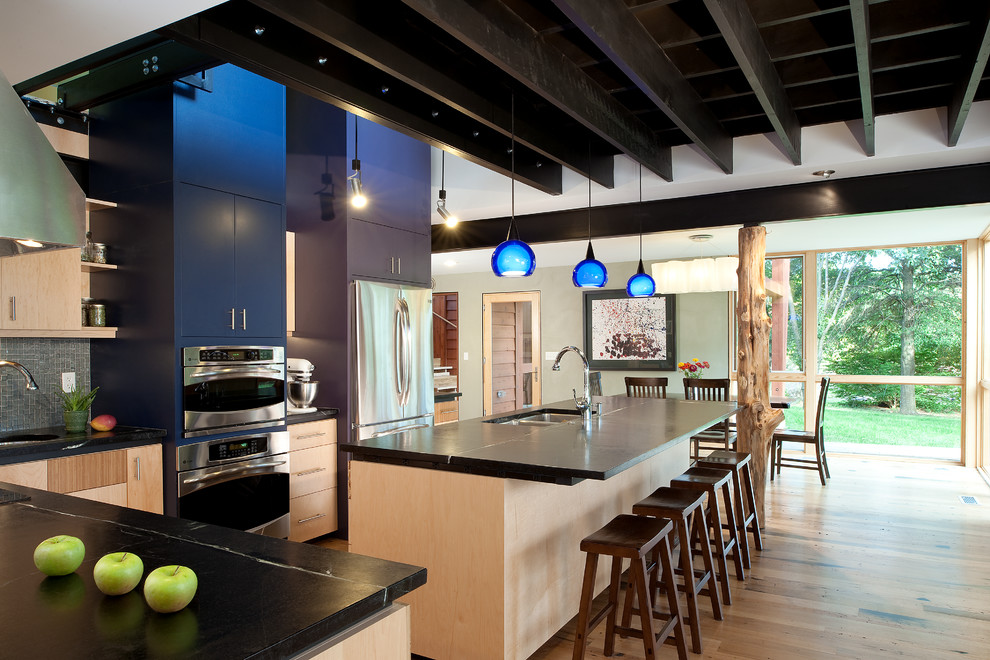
[
  {"xmin": 183, "ymin": 345, "xmax": 285, "ymax": 366},
  {"xmin": 209, "ymin": 437, "xmax": 268, "ymax": 462}
]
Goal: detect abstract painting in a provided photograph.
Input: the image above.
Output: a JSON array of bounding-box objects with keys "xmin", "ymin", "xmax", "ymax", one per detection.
[{"xmin": 583, "ymin": 290, "xmax": 676, "ymax": 370}]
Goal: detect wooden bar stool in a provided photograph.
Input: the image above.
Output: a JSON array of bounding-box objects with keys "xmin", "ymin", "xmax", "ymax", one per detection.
[
  {"xmin": 670, "ymin": 467, "xmax": 745, "ymax": 606},
  {"xmin": 573, "ymin": 514, "xmax": 688, "ymax": 660},
  {"xmin": 696, "ymin": 450, "xmax": 762, "ymax": 570},
  {"xmin": 627, "ymin": 487, "xmax": 722, "ymax": 654}
]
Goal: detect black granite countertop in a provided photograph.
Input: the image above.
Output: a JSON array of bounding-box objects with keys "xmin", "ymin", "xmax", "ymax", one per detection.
[
  {"xmin": 286, "ymin": 407, "xmax": 339, "ymax": 425},
  {"xmin": 341, "ymin": 395, "xmax": 739, "ymax": 485},
  {"xmin": 0, "ymin": 483, "xmax": 426, "ymax": 659},
  {"xmin": 0, "ymin": 426, "xmax": 166, "ymax": 466}
]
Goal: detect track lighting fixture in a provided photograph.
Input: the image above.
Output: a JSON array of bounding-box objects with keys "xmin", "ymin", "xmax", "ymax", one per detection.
[
  {"xmin": 437, "ymin": 151, "xmax": 459, "ymax": 228},
  {"xmin": 348, "ymin": 117, "xmax": 367, "ymax": 209}
]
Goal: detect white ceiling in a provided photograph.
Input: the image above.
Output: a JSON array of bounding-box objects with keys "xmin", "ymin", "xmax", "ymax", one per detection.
[{"xmin": 0, "ymin": 1, "xmax": 224, "ymax": 84}]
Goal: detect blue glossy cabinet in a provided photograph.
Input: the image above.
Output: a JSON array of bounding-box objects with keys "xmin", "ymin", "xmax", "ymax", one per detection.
[{"xmin": 177, "ymin": 184, "xmax": 284, "ymax": 338}]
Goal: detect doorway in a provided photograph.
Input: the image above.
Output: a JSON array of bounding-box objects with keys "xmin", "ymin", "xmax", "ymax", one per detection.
[{"xmin": 482, "ymin": 292, "xmax": 541, "ymax": 416}]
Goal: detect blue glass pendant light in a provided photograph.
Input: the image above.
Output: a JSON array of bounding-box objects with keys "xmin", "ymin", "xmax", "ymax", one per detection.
[
  {"xmin": 492, "ymin": 94, "xmax": 535, "ymax": 277},
  {"xmin": 626, "ymin": 165, "xmax": 656, "ymax": 297},
  {"xmin": 572, "ymin": 153, "xmax": 607, "ymax": 288}
]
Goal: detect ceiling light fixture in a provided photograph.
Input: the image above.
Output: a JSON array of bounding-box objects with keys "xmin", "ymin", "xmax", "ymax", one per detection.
[
  {"xmin": 491, "ymin": 93, "xmax": 535, "ymax": 278},
  {"xmin": 651, "ymin": 233, "xmax": 738, "ymax": 294},
  {"xmin": 626, "ymin": 164, "xmax": 656, "ymax": 297},
  {"xmin": 572, "ymin": 143, "xmax": 607, "ymax": 288},
  {"xmin": 348, "ymin": 117, "xmax": 367, "ymax": 209},
  {"xmin": 437, "ymin": 151, "xmax": 459, "ymax": 228},
  {"xmin": 812, "ymin": 169, "xmax": 835, "ymax": 179}
]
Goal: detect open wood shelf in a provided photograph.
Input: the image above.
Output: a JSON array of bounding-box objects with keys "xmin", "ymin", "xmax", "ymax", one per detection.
[
  {"xmin": 0, "ymin": 327, "xmax": 118, "ymax": 339},
  {"xmin": 81, "ymin": 262, "xmax": 117, "ymax": 272},
  {"xmin": 85, "ymin": 198, "xmax": 117, "ymax": 212}
]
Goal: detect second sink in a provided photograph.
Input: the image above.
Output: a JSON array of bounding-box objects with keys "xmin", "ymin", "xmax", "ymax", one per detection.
[{"xmin": 485, "ymin": 408, "xmax": 587, "ymax": 426}]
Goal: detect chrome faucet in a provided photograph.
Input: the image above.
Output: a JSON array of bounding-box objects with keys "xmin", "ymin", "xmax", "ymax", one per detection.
[
  {"xmin": 551, "ymin": 346, "xmax": 592, "ymax": 422},
  {"xmin": 0, "ymin": 360, "xmax": 39, "ymax": 390}
]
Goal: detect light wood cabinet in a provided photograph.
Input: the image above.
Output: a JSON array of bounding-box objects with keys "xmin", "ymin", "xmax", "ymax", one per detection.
[
  {"xmin": 126, "ymin": 444, "xmax": 164, "ymax": 514},
  {"xmin": 0, "ymin": 443, "xmax": 163, "ymax": 513},
  {"xmin": 435, "ymin": 399, "xmax": 459, "ymax": 425},
  {"xmin": 288, "ymin": 419, "xmax": 337, "ymax": 541},
  {"xmin": 0, "ymin": 248, "xmax": 79, "ymax": 331}
]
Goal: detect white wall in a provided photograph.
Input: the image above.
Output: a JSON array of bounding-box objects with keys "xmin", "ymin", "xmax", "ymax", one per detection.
[{"xmin": 433, "ymin": 260, "xmax": 731, "ymax": 420}]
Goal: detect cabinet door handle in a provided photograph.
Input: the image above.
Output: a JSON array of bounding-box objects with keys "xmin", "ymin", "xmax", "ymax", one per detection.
[
  {"xmin": 9, "ymin": 296, "xmax": 14, "ymax": 321},
  {"xmin": 241, "ymin": 308, "xmax": 247, "ymax": 330},
  {"xmin": 229, "ymin": 308, "xmax": 236, "ymax": 329},
  {"xmin": 298, "ymin": 513, "xmax": 326, "ymax": 524},
  {"xmin": 296, "ymin": 432, "xmax": 325, "ymax": 440},
  {"xmin": 135, "ymin": 456, "xmax": 141, "ymax": 481},
  {"xmin": 396, "ymin": 257, "xmax": 401, "ymax": 274},
  {"xmin": 389, "ymin": 256, "xmax": 395, "ymax": 273},
  {"xmin": 294, "ymin": 467, "xmax": 326, "ymax": 477}
]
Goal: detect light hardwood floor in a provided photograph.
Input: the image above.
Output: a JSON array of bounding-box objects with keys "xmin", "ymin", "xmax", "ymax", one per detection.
[{"xmin": 314, "ymin": 455, "xmax": 990, "ymax": 659}]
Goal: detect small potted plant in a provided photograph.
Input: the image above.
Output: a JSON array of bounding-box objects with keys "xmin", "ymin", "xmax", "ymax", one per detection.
[{"xmin": 56, "ymin": 385, "xmax": 99, "ymax": 433}]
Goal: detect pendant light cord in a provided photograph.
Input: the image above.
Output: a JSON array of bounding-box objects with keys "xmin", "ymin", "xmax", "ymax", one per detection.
[
  {"xmin": 441, "ymin": 150, "xmax": 445, "ymax": 188},
  {"xmin": 587, "ymin": 142, "xmax": 592, "ymax": 242},
  {"xmin": 507, "ymin": 93, "xmax": 516, "ymax": 241},
  {"xmin": 639, "ymin": 163, "xmax": 643, "ymax": 260}
]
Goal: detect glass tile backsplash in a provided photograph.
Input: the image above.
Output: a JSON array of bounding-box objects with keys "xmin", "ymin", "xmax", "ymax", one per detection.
[{"xmin": 0, "ymin": 338, "xmax": 91, "ymax": 431}]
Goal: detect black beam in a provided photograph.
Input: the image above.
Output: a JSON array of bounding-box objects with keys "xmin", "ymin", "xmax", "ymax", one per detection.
[
  {"xmin": 432, "ymin": 162, "xmax": 990, "ymax": 251},
  {"xmin": 248, "ymin": 0, "xmax": 613, "ymax": 188},
  {"xmin": 162, "ymin": 15, "xmax": 565, "ymax": 195},
  {"xmin": 947, "ymin": 4, "xmax": 990, "ymax": 146},
  {"xmin": 701, "ymin": 0, "xmax": 802, "ymax": 164},
  {"xmin": 549, "ymin": 0, "xmax": 733, "ymax": 174},
  {"xmin": 56, "ymin": 41, "xmax": 220, "ymax": 111},
  {"xmin": 400, "ymin": 0, "xmax": 672, "ymax": 181},
  {"xmin": 12, "ymin": 34, "xmax": 165, "ymax": 95},
  {"xmin": 849, "ymin": 0, "xmax": 875, "ymax": 156}
]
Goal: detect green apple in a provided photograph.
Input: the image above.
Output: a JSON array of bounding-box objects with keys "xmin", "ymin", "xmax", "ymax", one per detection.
[
  {"xmin": 143, "ymin": 565, "xmax": 198, "ymax": 613},
  {"xmin": 33, "ymin": 535, "xmax": 86, "ymax": 576},
  {"xmin": 93, "ymin": 552, "xmax": 144, "ymax": 596}
]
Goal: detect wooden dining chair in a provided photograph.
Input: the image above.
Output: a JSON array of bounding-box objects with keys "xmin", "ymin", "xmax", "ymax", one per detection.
[
  {"xmin": 771, "ymin": 377, "xmax": 831, "ymax": 485},
  {"xmin": 625, "ymin": 376, "xmax": 668, "ymax": 398},
  {"xmin": 683, "ymin": 378, "xmax": 736, "ymax": 459}
]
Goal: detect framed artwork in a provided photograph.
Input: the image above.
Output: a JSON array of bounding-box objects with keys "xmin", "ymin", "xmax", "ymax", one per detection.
[{"xmin": 583, "ymin": 290, "xmax": 676, "ymax": 370}]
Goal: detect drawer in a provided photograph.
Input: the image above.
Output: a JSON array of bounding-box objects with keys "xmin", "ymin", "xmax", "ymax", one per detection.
[
  {"xmin": 49, "ymin": 449, "xmax": 127, "ymax": 493},
  {"xmin": 289, "ymin": 488, "xmax": 337, "ymax": 542},
  {"xmin": 289, "ymin": 444, "xmax": 336, "ymax": 498},
  {"xmin": 289, "ymin": 419, "xmax": 336, "ymax": 451}
]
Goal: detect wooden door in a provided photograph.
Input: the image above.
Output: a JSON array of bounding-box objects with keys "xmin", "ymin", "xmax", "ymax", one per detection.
[{"xmin": 482, "ymin": 292, "xmax": 541, "ymax": 416}]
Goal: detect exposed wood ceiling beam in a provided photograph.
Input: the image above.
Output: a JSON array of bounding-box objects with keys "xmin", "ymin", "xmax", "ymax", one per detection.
[
  {"xmin": 701, "ymin": 0, "xmax": 802, "ymax": 164},
  {"xmin": 849, "ymin": 0, "xmax": 876, "ymax": 156},
  {"xmin": 400, "ymin": 0, "xmax": 673, "ymax": 181},
  {"xmin": 947, "ymin": 4, "xmax": 990, "ymax": 146},
  {"xmin": 549, "ymin": 0, "xmax": 733, "ymax": 174},
  {"xmin": 162, "ymin": 15, "xmax": 564, "ymax": 194},
  {"xmin": 432, "ymin": 162, "xmax": 990, "ymax": 252},
  {"xmin": 247, "ymin": 0, "xmax": 613, "ymax": 187}
]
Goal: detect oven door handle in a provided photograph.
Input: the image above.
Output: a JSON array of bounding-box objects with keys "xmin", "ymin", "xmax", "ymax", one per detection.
[
  {"xmin": 181, "ymin": 460, "xmax": 287, "ymax": 486},
  {"xmin": 186, "ymin": 367, "xmax": 284, "ymax": 380}
]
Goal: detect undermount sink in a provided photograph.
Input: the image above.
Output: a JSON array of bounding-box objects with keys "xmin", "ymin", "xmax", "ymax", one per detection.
[
  {"xmin": 484, "ymin": 408, "xmax": 586, "ymax": 426},
  {"xmin": 0, "ymin": 433, "xmax": 60, "ymax": 443}
]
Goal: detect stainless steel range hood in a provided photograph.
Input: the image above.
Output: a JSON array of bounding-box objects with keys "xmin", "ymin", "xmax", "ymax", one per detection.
[{"xmin": 0, "ymin": 67, "xmax": 85, "ymax": 255}]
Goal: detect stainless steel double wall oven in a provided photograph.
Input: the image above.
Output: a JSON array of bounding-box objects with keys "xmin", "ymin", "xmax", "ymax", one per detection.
[{"xmin": 178, "ymin": 346, "xmax": 289, "ymax": 538}]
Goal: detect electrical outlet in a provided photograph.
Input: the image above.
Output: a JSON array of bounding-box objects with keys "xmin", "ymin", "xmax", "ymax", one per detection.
[
  {"xmin": 463, "ymin": 352, "xmax": 469, "ymax": 361},
  {"xmin": 61, "ymin": 372, "xmax": 76, "ymax": 392},
  {"xmin": 545, "ymin": 351, "xmax": 557, "ymax": 361}
]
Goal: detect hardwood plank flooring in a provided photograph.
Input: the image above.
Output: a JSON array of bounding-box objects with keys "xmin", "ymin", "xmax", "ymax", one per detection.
[{"xmin": 312, "ymin": 455, "xmax": 990, "ymax": 659}]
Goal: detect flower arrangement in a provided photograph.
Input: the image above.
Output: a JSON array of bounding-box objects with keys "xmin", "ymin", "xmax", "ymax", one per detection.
[{"xmin": 678, "ymin": 358, "xmax": 710, "ymax": 379}]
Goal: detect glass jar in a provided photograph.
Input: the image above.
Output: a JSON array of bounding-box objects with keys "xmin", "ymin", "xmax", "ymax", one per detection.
[
  {"xmin": 88, "ymin": 303, "xmax": 106, "ymax": 327},
  {"xmin": 81, "ymin": 298, "xmax": 93, "ymax": 327},
  {"xmin": 91, "ymin": 243, "xmax": 108, "ymax": 264}
]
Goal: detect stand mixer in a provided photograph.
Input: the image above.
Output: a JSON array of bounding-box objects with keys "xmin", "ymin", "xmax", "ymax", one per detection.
[{"xmin": 286, "ymin": 358, "xmax": 319, "ymax": 414}]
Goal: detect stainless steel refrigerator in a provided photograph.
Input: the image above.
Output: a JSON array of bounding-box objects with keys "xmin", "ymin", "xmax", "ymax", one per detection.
[{"xmin": 352, "ymin": 280, "xmax": 434, "ymax": 441}]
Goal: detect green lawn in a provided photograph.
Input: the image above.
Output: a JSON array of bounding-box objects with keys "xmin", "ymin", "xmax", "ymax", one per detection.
[{"xmin": 781, "ymin": 405, "xmax": 960, "ymax": 448}]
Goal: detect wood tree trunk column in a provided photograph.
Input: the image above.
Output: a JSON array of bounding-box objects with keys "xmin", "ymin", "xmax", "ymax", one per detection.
[{"xmin": 736, "ymin": 226, "xmax": 785, "ymax": 525}]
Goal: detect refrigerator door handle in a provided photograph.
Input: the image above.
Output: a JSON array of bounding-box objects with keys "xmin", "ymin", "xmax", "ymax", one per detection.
[
  {"xmin": 394, "ymin": 297, "xmax": 404, "ymax": 405},
  {"xmin": 398, "ymin": 296, "xmax": 412, "ymax": 406}
]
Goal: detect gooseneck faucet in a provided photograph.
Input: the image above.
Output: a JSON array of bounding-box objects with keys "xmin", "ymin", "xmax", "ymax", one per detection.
[
  {"xmin": 551, "ymin": 346, "xmax": 592, "ymax": 422},
  {"xmin": 0, "ymin": 360, "xmax": 39, "ymax": 390}
]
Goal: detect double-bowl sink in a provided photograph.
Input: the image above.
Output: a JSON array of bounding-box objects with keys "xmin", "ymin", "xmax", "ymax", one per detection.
[{"xmin": 483, "ymin": 407, "xmax": 591, "ymax": 427}]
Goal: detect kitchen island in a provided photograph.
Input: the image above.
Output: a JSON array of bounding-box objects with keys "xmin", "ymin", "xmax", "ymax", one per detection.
[
  {"xmin": 0, "ymin": 482, "xmax": 426, "ymax": 659},
  {"xmin": 342, "ymin": 394, "xmax": 739, "ymax": 660}
]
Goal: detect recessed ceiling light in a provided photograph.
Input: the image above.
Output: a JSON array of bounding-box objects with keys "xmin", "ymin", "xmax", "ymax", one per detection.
[{"xmin": 689, "ymin": 234, "xmax": 713, "ymax": 242}]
